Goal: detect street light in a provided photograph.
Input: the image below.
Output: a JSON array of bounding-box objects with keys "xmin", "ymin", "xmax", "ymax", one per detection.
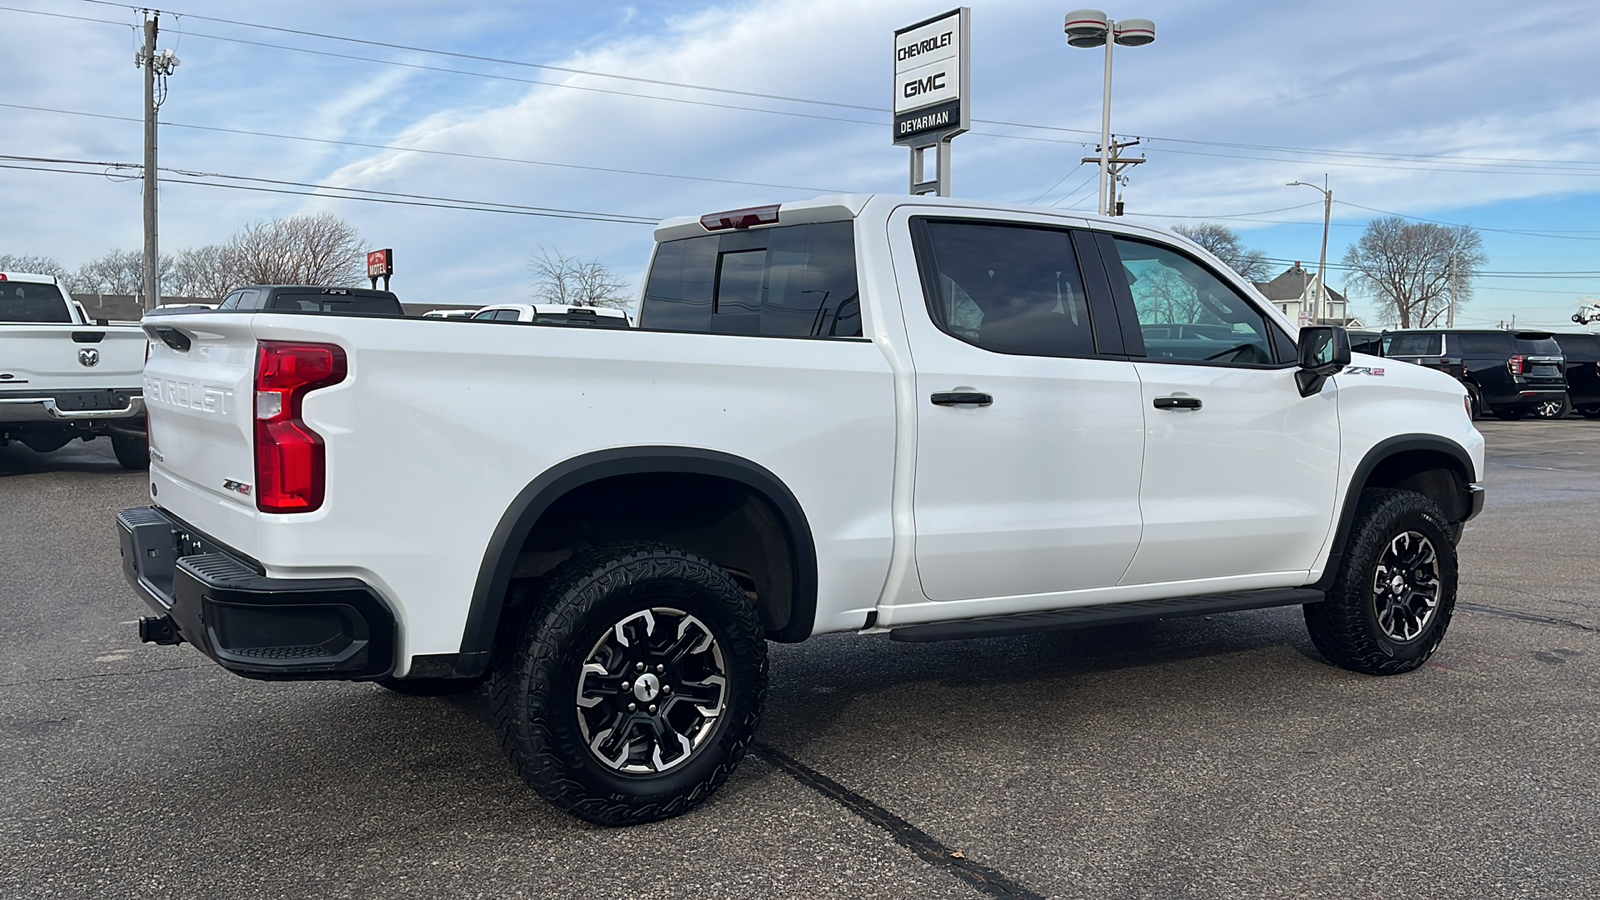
[
  {"xmin": 1288, "ymin": 176, "xmax": 1332, "ymax": 325},
  {"xmin": 1065, "ymin": 10, "xmax": 1155, "ymax": 216}
]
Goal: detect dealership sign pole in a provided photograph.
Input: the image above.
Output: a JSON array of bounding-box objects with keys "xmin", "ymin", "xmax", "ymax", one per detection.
[{"xmin": 894, "ymin": 8, "xmax": 970, "ymax": 197}]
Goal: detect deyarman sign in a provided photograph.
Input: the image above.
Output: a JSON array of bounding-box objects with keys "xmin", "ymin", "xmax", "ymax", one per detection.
[{"xmin": 893, "ymin": 8, "xmax": 970, "ymax": 147}]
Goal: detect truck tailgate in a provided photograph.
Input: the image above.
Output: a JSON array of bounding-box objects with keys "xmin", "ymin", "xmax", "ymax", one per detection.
[
  {"xmin": 0, "ymin": 325, "xmax": 147, "ymax": 390},
  {"xmin": 143, "ymin": 315, "xmax": 263, "ymax": 552}
]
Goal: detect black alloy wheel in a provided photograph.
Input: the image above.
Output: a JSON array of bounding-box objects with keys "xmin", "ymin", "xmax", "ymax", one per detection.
[
  {"xmin": 1370, "ymin": 530, "xmax": 1443, "ymax": 644},
  {"xmin": 1305, "ymin": 488, "xmax": 1458, "ymax": 675},
  {"xmin": 492, "ymin": 543, "xmax": 766, "ymax": 826}
]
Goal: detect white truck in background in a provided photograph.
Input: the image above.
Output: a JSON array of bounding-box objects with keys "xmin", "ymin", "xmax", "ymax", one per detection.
[
  {"xmin": 117, "ymin": 194, "xmax": 1484, "ymax": 826},
  {"xmin": 0, "ymin": 271, "xmax": 148, "ymax": 468}
]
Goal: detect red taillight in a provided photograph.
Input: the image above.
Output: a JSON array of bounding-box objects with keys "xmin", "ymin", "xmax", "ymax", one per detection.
[
  {"xmin": 1507, "ymin": 355, "xmax": 1525, "ymax": 376},
  {"xmin": 699, "ymin": 204, "xmax": 780, "ymax": 231},
  {"xmin": 254, "ymin": 341, "xmax": 347, "ymax": 513}
]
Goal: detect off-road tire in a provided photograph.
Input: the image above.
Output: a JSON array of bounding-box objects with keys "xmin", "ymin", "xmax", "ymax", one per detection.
[
  {"xmin": 377, "ymin": 674, "xmax": 487, "ymax": 696},
  {"xmin": 110, "ymin": 433, "xmax": 149, "ymax": 469},
  {"xmin": 491, "ymin": 543, "xmax": 767, "ymax": 826},
  {"xmin": 1305, "ymin": 488, "xmax": 1458, "ymax": 676}
]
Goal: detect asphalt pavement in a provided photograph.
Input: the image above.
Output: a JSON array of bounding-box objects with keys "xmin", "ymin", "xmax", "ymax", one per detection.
[{"xmin": 1, "ymin": 423, "xmax": 1596, "ymax": 899}]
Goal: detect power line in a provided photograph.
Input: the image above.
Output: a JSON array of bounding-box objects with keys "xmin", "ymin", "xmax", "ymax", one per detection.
[
  {"xmin": 0, "ymin": 155, "xmax": 661, "ymax": 224},
  {"xmin": 0, "ymin": 101, "xmax": 851, "ymax": 194}
]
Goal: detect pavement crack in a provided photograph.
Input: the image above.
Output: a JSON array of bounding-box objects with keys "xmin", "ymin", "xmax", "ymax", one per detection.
[
  {"xmin": 0, "ymin": 663, "xmax": 207, "ymax": 688},
  {"xmin": 752, "ymin": 741, "xmax": 1045, "ymax": 900}
]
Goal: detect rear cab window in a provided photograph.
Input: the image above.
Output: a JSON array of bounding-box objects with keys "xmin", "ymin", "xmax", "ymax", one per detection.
[
  {"xmin": 0, "ymin": 281, "xmax": 70, "ymax": 323},
  {"xmin": 639, "ymin": 221, "xmax": 862, "ymax": 338}
]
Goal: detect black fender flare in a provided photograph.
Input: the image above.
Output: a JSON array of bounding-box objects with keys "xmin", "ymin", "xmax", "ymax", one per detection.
[
  {"xmin": 1310, "ymin": 434, "xmax": 1477, "ymax": 591},
  {"xmin": 450, "ymin": 447, "xmax": 818, "ymax": 677}
]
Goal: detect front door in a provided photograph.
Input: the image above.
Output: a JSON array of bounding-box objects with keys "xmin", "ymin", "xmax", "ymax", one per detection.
[{"xmin": 1099, "ymin": 233, "xmax": 1341, "ymax": 586}]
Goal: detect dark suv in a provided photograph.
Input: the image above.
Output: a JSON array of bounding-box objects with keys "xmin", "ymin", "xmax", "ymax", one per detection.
[
  {"xmin": 1383, "ymin": 329, "xmax": 1567, "ymax": 420},
  {"xmin": 1552, "ymin": 333, "xmax": 1600, "ymax": 418},
  {"xmin": 208, "ymin": 285, "xmax": 405, "ymax": 316}
]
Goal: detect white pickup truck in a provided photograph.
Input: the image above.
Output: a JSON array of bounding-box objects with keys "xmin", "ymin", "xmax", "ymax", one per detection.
[
  {"xmin": 1, "ymin": 271, "xmax": 148, "ymax": 468},
  {"xmin": 117, "ymin": 195, "xmax": 1484, "ymax": 826}
]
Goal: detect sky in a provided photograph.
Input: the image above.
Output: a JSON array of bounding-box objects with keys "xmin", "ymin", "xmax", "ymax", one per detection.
[{"xmin": 3, "ymin": 0, "xmax": 1599, "ymax": 329}]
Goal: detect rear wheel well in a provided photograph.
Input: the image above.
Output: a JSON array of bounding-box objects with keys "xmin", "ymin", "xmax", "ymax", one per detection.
[{"xmin": 517, "ymin": 472, "xmax": 794, "ymax": 625}]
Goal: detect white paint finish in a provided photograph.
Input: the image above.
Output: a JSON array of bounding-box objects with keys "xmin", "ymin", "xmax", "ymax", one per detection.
[
  {"xmin": 132, "ymin": 195, "xmax": 1487, "ymax": 672},
  {"xmin": 146, "ymin": 311, "xmax": 898, "ymax": 667},
  {"xmin": 881, "ymin": 204, "xmax": 1144, "ymax": 604},
  {"xmin": 1122, "ymin": 362, "xmax": 1341, "ymax": 585}
]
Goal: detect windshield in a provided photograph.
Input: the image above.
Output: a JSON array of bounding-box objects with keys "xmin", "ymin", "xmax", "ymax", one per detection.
[{"xmin": 0, "ymin": 280, "xmax": 70, "ymax": 323}]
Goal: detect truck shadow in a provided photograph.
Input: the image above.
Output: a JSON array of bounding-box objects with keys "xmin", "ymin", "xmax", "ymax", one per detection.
[{"xmin": 0, "ymin": 438, "xmax": 127, "ymax": 476}]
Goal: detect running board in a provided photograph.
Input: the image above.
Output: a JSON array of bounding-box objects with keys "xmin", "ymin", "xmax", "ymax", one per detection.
[{"xmin": 888, "ymin": 588, "xmax": 1324, "ymax": 643}]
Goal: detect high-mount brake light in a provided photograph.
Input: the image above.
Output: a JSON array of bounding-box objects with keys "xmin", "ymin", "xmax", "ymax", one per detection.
[
  {"xmin": 1507, "ymin": 355, "xmax": 1525, "ymax": 376},
  {"xmin": 699, "ymin": 205, "xmax": 780, "ymax": 232},
  {"xmin": 254, "ymin": 341, "xmax": 347, "ymax": 513}
]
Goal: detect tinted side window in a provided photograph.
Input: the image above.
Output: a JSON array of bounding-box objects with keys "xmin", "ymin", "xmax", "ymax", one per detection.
[
  {"xmin": 1386, "ymin": 333, "xmax": 1443, "ymax": 356},
  {"xmin": 1110, "ymin": 237, "xmax": 1276, "ymax": 366},
  {"xmin": 1555, "ymin": 334, "xmax": 1599, "ymax": 360},
  {"xmin": 914, "ymin": 220, "xmax": 1095, "ymax": 358},
  {"xmin": 639, "ymin": 222, "xmax": 861, "ymax": 338},
  {"xmin": 1456, "ymin": 333, "xmax": 1509, "ymax": 355}
]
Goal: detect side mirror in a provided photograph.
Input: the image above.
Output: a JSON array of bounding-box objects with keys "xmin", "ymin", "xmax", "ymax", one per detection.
[{"xmin": 1296, "ymin": 325, "xmax": 1350, "ymax": 397}]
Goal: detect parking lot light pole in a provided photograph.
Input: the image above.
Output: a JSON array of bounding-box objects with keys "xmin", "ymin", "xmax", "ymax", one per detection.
[
  {"xmin": 1289, "ymin": 177, "xmax": 1332, "ymax": 325},
  {"xmin": 1066, "ymin": 10, "xmax": 1156, "ymax": 216}
]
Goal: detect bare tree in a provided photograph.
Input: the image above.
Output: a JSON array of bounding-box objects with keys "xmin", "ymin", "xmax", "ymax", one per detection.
[
  {"xmin": 0, "ymin": 254, "xmax": 70, "ymax": 281},
  {"xmin": 1341, "ymin": 217, "xmax": 1485, "ymax": 328},
  {"xmin": 1172, "ymin": 222, "xmax": 1272, "ymax": 282},
  {"xmin": 227, "ymin": 213, "xmax": 367, "ymax": 286},
  {"xmin": 66, "ymin": 249, "xmax": 174, "ymax": 299},
  {"xmin": 530, "ymin": 247, "xmax": 630, "ymax": 309},
  {"xmin": 170, "ymin": 244, "xmax": 239, "ymax": 299}
]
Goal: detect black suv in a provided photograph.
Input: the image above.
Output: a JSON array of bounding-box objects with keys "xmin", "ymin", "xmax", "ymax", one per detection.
[
  {"xmin": 208, "ymin": 285, "xmax": 405, "ymax": 316},
  {"xmin": 1383, "ymin": 329, "xmax": 1567, "ymax": 420},
  {"xmin": 1551, "ymin": 333, "xmax": 1600, "ymax": 418}
]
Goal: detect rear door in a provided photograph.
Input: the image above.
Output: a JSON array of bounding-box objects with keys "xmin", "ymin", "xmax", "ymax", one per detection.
[
  {"xmin": 890, "ymin": 210, "xmax": 1146, "ymax": 605},
  {"xmin": 1095, "ymin": 231, "xmax": 1340, "ymax": 586}
]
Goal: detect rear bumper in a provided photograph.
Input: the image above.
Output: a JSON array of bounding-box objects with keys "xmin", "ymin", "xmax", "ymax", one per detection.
[
  {"xmin": 116, "ymin": 506, "xmax": 395, "ymax": 680},
  {"xmin": 0, "ymin": 392, "xmax": 144, "ymax": 423}
]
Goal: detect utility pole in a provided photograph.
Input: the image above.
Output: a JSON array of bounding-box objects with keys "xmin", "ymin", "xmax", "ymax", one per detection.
[
  {"xmin": 1080, "ymin": 137, "xmax": 1145, "ymax": 216},
  {"xmin": 1446, "ymin": 252, "xmax": 1458, "ymax": 328},
  {"xmin": 136, "ymin": 12, "xmax": 179, "ymax": 312}
]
